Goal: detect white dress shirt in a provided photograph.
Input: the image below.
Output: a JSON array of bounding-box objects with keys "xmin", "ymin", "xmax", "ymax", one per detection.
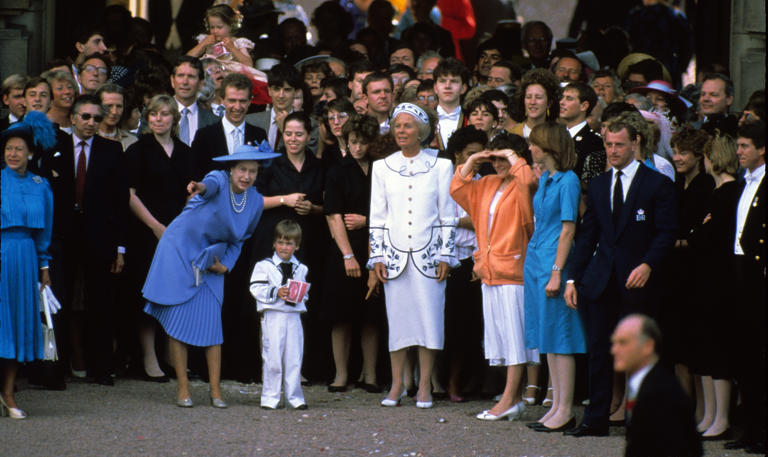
[
  {"xmin": 611, "ymin": 159, "xmax": 640, "ymax": 210},
  {"xmin": 734, "ymin": 163, "xmax": 765, "ymax": 255},
  {"xmin": 437, "ymin": 105, "xmax": 461, "ymax": 148},
  {"xmin": 268, "ymin": 107, "xmax": 279, "ymax": 148},
  {"xmin": 221, "ymin": 117, "xmax": 244, "ymax": 155},
  {"xmin": 9, "ymin": 113, "xmax": 20, "ymax": 124},
  {"xmin": 567, "ymin": 120, "xmax": 587, "ymax": 138},
  {"xmin": 628, "ymin": 362, "xmax": 655, "ymax": 403}
]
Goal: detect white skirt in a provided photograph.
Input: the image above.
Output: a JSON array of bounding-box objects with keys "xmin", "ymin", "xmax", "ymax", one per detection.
[
  {"xmin": 383, "ymin": 260, "xmax": 445, "ymax": 351},
  {"xmin": 482, "ymin": 284, "xmax": 539, "ymax": 366}
]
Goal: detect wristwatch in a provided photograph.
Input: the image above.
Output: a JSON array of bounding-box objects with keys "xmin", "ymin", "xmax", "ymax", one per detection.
[
  {"xmin": 551, "ymin": 264, "xmax": 561, "ymax": 271},
  {"xmin": 343, "ymin": 253, "xmax": 354, "ymax": 260},
  {"xmin": 280, "ymin": 196, "xmax": 285, "ymax": 205}
]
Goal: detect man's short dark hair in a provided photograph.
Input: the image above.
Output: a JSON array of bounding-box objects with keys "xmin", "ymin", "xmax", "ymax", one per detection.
[
  {"xmin": 72, "ymin": 94, "xmax": 103, "ymax": 115},
  {"xmin": 79, "ymin": 53, "xmax": 110, "ymax": 73},
  {"xmin": 220, "ymin": 73, "xmax": 253, "ymax": 95},
  {"xmin": 389, "ymin": 42, "xmax": 414, "ymax": 59},
  {"xmin": 23, "ymin": 77, "xmax": 52, "ymax": 97},
  {"xmin": 446, "ymin": 125, "xmax": 488, "ymax": 159},
  {"xmin": 701, "ymin": 72, "xmax": 735, "ymax": 98},
  {"xmin": 95, "ymin": 83, "xmax": 124, "ymax": 102},
  {"xmin": 173, "ymin": 55, "xmax": 204, "ymax": 80},
  {"xmin": 490, "ymin": 60, "xmax": 523, "ymax": 83},
  {"xmin": 601, "ymin": 101, "xmax": 638, "ymax": 123},
  {"xmin": 73, "ymin": 24, "xmax": 103, "ymax": 48},
  {"xmin": 268, "ymin": 63, "xmax": 303, "ymax": 89},
  {"xmin": 388, "ymin": 64, "xmax": 416, "ymax": 80},
  {"xmin": 433, "ymin": 58, "xmax": 470, "ymax": 85},
  {"xmin": 348, "ymin": 59, "xmax": 376, "ymax": 80},
  {"xmin": 522, "ymin": 21, "xmax": 553, "ymax": 43},
  {"xmin": 738, "ymin": 119, "xmax": 766, "ymax": 150},
  {"xmin": 362, "ymin": 71, "xmax": 392, "ymax": 95},
  {"xmin": 563, "ymin": 82, "xmax": 598, "ymax": 116},
  {"xmin": 417, "ymin": 79, "xmax": 435, "ymax": 93},
  {"xmin": 477, "ymin": 37, "xmax": 504, "ymax": 60}
]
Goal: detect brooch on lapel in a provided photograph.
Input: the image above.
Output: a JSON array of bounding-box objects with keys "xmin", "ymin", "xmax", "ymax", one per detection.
[
  {"xmin": 636, "ymin": 209, "xmax": 646, "ymax": 221},
  {"xmin": 575, "ymin": 135, "xmax": 582, "ymax": 142},
  {"xmin": 753, "ymin": 196, "xmax": 759, "ymax": 208},
  {"xmin": 53, "ymin": 151, "xmax": 61, "ymax": 157},
  {"xmin": 32, "ymin": 176, "xmax": 42, "ymax": 184},
  {"xmin": 51, "ymin": 170, "xmax": 59, "ymax": 178}
]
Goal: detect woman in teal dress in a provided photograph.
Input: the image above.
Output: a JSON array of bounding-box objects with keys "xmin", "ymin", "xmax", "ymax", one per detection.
[
  {"xmin": 0, "ymin": 125, "xmax": 53, "ymax": 419},
  {"xmin": 142, "ymin": 143, "xmax": 281, "ymax": 408},
  {"xmin": 523, "ymin": 123, "xmax": 586, "ymax": 431}
]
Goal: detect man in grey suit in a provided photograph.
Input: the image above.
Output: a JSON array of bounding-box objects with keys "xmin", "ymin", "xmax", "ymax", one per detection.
[
  {"xmin": 245, "ymin": 63, "xmax": 318, "ymax": 154},
  {"xmin": 171, "ymin": 56, "xmax": 218, "ymax": 146}
]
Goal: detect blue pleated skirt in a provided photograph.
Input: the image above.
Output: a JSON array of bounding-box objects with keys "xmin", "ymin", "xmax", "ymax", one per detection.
[
  {"xmin": 0, "ymin": 229, "xmax": 44, "ymax": 362},
  {"xmin": 144, "ymin": 283, "xmax": 223, "ymax": 347}
]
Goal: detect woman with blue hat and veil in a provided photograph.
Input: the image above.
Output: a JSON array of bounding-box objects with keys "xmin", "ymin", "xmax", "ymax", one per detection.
[{"xmin": 142, "ymin": 141, "xmax": 281, "ymax": 409}]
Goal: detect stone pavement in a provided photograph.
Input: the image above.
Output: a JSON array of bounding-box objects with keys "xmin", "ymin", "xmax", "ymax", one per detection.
[{"xmin": 1, "ymin": 378, "xmax": 752, "ymax": 457}]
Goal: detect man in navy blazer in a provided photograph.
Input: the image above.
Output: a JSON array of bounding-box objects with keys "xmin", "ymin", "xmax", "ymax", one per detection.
[
  {"xmin": 191, "ymin": 73, "xmax": 267, "ymax": 180},
  {"xmin": 563, "ymin": 119, "xmax": 677, "ymax": 437},
  {"xmin": 41, "ymin": 95, "xmax": 129, "ymax": 386}
]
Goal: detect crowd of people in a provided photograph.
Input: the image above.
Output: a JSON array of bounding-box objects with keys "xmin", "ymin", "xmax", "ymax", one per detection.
[{"xmin": 0, "ymin": 0, "xmax": 765, "ymax": 454}]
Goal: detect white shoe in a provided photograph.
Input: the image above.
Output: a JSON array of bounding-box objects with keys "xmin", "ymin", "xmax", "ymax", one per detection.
[
  {"xmin": 476, "ymin": 401, "xmax": 525, "ymax": 421},
  {"xmin": 0, "ymin": 397, "xmax": 27, "ymax": 420},
  {"xmin": 381, "ymin": 389, "xmax": 406, "ymax": 407},
  {"xmin": 415, "ymin": 400, "xmax": 433, "ymax": 409}
]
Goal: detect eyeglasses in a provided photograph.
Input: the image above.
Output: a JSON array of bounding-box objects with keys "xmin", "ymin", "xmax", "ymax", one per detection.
[
  {"xmin": 83, "ymin": 65, "xmax": 108, "ymax": 75},
  {"xmin": 417, "ymin": 95, "xmax": 436, "ymax": 102},
  {"xmin": 328, "ymin": 113, "xmax": 350, "ymax": 122},
  {"xmin": 78, "ymin": 112, "xmax": 104, "ymax": 122}
]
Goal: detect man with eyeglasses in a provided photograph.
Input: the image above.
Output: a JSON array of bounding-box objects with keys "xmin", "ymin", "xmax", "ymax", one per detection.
[
  {"xmin": 522, "ymin": 21, "xmax": 553, "ymax": 69},
  {"xmin": 71, "ymin": 25, "xmax": 108, "ymax": 93},
  {"xmin": 77, "ymin": 53, "xmax": 110, "ymax": 95},
  {"xmin": 41, "ymin": 94, "xmax": 128, "ymax": 388}
]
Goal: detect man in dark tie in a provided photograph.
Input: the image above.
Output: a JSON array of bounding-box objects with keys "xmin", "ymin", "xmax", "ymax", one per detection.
[
  {"xmin": 171, "ymin": 56, "xmax": 218, "ymax": 147},
  {"xmin": 559, "ymin": 82, "xmax": 604, "ymax": 179},
  {"xmin": 191, "ymin": 73, "xmax": 267, "ymax": 180},
  {"xmin": 725, "ymin": 120, "xmax": 766, "ymax": 454},
  {"xmin": 563, "ymin": 119, "xmax": 677, "ymax": 437},
  {"xmin": 42, "ymin": 94, "xmax": 129, "ymax": 386},
  {"xmin": 611, "ymin": 314, "xmax": 701, "ymax": 457}
]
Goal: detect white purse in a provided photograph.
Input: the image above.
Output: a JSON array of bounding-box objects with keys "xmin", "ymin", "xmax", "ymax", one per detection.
[{"xmin": 39, "ymin": 285, "xmax": 59, "ymax": 361}]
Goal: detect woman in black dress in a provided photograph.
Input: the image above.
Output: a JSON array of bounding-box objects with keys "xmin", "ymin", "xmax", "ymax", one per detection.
[
  {"xmin": 665, "ymin": 126, "xmax": 714, "ymax": 395},
  {"xmin": 688, "ymin": 133, "xmax": 739, "ymax": 439},
  {"xmin": 323, "ymin": 114, "xmax": 381, "ymax": 392},
  {"xmin": 125, "ymin": 94, "xmax": 195, "ymax": 381},
  {"xmin": 252, "ymin": 111, "xmax": 329, "ymax": 381}
]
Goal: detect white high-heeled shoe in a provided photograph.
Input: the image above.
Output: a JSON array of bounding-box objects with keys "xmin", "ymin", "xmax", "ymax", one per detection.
[
  {"xmin": 0, "ymin": 396, "xmax": 27, "ymax": 420},
  {"xmin": 381, "ymin": 389, "xmax": 406, "ymax": 407},
  {"xmin": 476, "ymin": 401, "xmax": 525, "ymax": 421}
]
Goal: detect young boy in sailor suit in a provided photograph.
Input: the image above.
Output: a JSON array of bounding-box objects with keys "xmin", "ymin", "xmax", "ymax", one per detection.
[{"xmin": 250, "ymin": 220, "xmax": 309, "ymax": 409}]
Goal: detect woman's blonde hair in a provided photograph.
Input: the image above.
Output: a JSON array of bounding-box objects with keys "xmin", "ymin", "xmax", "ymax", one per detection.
[
  {"xmin": 703, "ymin": 132, "xmax": 739, "ymax": 176},
  {"xmin": 529, "ymin": 122, "xmax": 577, "ymax": 171},
  {"xmin": 141, "ymin": 94, "xmax": 181, "ymax": 137}
]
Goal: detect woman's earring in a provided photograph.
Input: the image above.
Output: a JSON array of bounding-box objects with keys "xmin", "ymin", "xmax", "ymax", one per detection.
[{"xmin": 546, "ymin": 108, "xmax": 550, "ymax": 118}]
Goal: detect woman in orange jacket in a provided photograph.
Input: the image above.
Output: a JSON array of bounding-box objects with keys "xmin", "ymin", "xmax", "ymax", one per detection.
[{"xmin": 450, "ymin": 132, "xmax": 539, "ymax": 421}]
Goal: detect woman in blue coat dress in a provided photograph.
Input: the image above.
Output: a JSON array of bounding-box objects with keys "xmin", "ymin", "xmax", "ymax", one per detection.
[
  {"xmin": 1, "ymin": 124, "xmax": 53, "ymax": 419},
  {"xmin": 523, "ymin": 123, "xmax": 586, "ymax": 432},
  {"xmin": 143, "ymin": 143, "xmax": 280, "ymax": 408}
]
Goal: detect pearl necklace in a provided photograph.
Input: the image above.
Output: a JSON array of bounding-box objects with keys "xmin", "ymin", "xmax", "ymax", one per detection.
[{"xmin": 229, "ymin": 186, "xmax": 247, "ymax": 213}]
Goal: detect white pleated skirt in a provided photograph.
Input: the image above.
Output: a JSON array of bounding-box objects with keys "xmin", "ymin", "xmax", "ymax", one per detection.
[
  {"xmin": 383, "ymin": 261, "xmax": 445, "ymax": 352},
  {"xmin": 481, "ymin": 284, "xmax": 539, "ymax": 366}
]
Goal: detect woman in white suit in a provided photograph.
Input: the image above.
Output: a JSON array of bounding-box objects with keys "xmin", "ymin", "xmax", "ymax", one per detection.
[{"xmin": 368, "ymin": 103, "xmax": 458, "ymax": 409}]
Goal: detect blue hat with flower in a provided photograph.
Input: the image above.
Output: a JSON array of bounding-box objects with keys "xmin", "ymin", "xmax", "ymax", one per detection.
[{"xmin": 213, "ymin": 140, "xmax": 281, "ymax": 166}]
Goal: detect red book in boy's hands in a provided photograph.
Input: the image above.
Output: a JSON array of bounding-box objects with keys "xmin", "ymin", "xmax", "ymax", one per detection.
[{"xmin": 286, "ymin": 279, "xmax": 310, "ymax": 304}]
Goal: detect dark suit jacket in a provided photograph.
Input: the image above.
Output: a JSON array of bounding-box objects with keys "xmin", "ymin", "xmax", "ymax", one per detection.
[
  {"xmin": 736, "ymin": 175, "xmax": 766, "ymax": 274},
  {"xmin": 573, "ymin": 123, "xmax": 604, "ymax": 178},
  {"xmin": 148, "ymin": 0, "xmax": 209, "ymax": 53},
  {"xmin": 41, "ymin": 134, "xmax": 129, "ymax": 264},
  {"xmin": 570, "ymin": 163, "xmax": 678, "ymax": 301},
  {"xmin": 190, "ymin": 120, "xmax": 267, "ymax": 180},
  {"xmin": 625, "ymin": 363, "xmax": 702, "ymax": 457}
]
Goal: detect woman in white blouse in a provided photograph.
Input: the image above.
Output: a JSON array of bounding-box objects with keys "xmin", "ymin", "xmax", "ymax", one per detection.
[{"xmin": 368, "ymin": 103, "xmax": 458, "ymax": 409}]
